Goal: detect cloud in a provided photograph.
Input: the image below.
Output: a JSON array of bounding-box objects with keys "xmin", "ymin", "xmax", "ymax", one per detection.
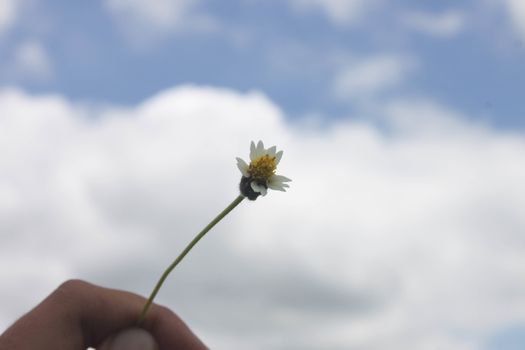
[
  {"xmin": 401, "ymin": 10, "xmax": 465, "ymax": 38},
  {"xmin": 333, "ymin": 54, "xmax": 416, "ymax": 100},
  {"xmin": 504, "ymin": 0, "xmax": 525, "ymax": 40},
  {"xmin": 0, "ymin": 86, "xmax": 525, "ymax": 349},
  {"xmin": 11, "ymin": 40, "xmax": 53, "ymax": 80},
  {"xmin": 0, "ymin": 0, "xmax": 17, "ymax": 35},
  {"xmin": 290, "ymin": 0, "xmax": 381, "ymax": 25},
  {"xmin": 104, "ymin": 0, "xmax": 217, "ymax": 42}
]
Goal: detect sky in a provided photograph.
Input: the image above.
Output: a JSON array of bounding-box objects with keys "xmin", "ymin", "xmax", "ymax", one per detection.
[{"xmin": 0, "ymin": 0, "xmax": 525, "ymax": 349}]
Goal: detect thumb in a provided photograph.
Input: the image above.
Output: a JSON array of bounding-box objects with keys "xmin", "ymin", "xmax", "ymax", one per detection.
[{"xmin": 99, "ymin": 328, "xmax": 159, "ymax": 350}]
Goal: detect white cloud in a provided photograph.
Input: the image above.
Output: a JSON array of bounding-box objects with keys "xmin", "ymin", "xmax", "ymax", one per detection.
[
  {"xmin": 11, "ymin": 40, "xmax": 53, "ymax": 80},
  {"xmin": 333, "ymin": 54, "xmax": 416, "ymax": 100},
  {"xmin": 0, "ymin": 0, "xmax": 17, "ymax": 35},
  {"xmin": 105, "ymin": 0, "xmax": 194, "ymax": 30},
  {"xmin": 504, "ymin": 0, "xmax": 525, "ymax": 40},
  {"xmin": 401, "ymin": 10, "xmax": 465, "ymax": 38},
  {"xmin": 0, "ymin": 86, "xmax": 525, "ymax": 349},
  {"xmin": 290, "ymin": 0, "xmax": 381, "ymax": 25},
  {"xmin": 104, "ymin": 0, "xmax": 217, "ymax": 42}
]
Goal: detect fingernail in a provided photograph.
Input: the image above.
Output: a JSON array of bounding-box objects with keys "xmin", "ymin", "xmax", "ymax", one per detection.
[{"xmin": 107, "ymin": 328, "xmax": 158, "ymax": 350}]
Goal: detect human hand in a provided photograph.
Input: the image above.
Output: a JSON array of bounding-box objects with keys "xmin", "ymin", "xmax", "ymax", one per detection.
[{"xmin": 0, "ymin": 280, "xmax": 207, "ymax": 350}]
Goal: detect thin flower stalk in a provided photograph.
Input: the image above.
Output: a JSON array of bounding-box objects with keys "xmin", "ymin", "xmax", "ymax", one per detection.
[
  {"xmin": 137, "ymin": 195, "xmax": 244, "ymax": 325},
  {"xmin": 137, "ymin": 141, "xmax": 290, "ymax": 324}
]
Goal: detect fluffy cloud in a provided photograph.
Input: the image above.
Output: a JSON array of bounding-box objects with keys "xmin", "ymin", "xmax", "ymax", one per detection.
[
  {"xmin": 290, "ymin": 0, "xmax": 381, "ymax": 25},
  {"xmin": 333, "ymin": 54, "xmax": 416, "ymax": 101},
  {"xmin": 401, "ymin": 10, "xmax": 465, "ymax": 38},
  {"xmin": 0, "ymin": 40, "xmax": 53, "ymax": 83},
  {"xmin": 504, "ymin": 0, "xmax": 525, "ymax": 40},
  {"xmin": 0, "ymin": 86, "xmax": 525, "ymax": 349},
  {"xmin": 104, "ymin": 0, "xmax": 216, "ymax": 42},
  {"xmin": 0, "ymin": 0, "xmax": 17, "ymax": 35},
  {"xmin": 11, "ymin": 40, "xmax": 53, "ymax": 80}
]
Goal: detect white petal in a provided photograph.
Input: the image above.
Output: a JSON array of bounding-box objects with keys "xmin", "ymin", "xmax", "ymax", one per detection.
[
  {"xmin": 267, "ymin": 146, "xmax": 277, "ymax": 157},
  {"xmin": 250, "ymin": 181, "xmax": 262, "ymax": 192},
  {"xmin": 274, "ymin": 150, "xmax": 283, "ymax": 164},
  {"xmin": 250, "ymin": 181, "xmax": 267, "ymax": 196},
  {"xmin": 268, "ymin": 175, "xmax": 291, "ymax": 192},
  {"xmin": 268, "ymin": 182, "xmax": 285, "ymax": 191},
  {"xmin": 255, "ymin": 140, "xmax": 265, "ymax": 158},
  {"xmin": 236, "ymin": 157, "xmax": 249, "ymax": 177},
  {"xmin": 271, "ymin": 174, "xmax": 292, "ymax": 184},
  {"xmin": 250, "ymin": 141, "xmax": 257, "ymax": 161}
]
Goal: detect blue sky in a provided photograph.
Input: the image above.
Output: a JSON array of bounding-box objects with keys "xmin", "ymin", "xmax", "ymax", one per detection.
[
  {"xmin": 1, "ymin": 1, "xmax": 525, "ymax": 350},
  {"xmin": 1, "ymin": 0, "xmax": 524, "ymax": 128}
]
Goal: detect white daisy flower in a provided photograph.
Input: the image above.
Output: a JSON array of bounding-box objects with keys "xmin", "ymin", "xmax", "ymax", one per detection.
[{"xmin": 236, "ymin": 140, "xmax": 291, "ymax": 200}]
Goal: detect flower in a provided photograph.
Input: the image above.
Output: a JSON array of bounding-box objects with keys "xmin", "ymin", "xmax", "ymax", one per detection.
[{"xmin": 236, "ymin": 140, "xmax": 291, "ymax": 200}]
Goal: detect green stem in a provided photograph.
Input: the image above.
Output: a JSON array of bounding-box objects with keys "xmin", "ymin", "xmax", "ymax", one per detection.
[{"xmin": 137, "ymin": 195, "xmax": 245, "ymax": 325}]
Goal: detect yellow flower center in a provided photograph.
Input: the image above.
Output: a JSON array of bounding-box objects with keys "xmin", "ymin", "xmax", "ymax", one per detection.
[{"xmin": 248, "ymin": 155, "xmax": 276, "ymax": 182}]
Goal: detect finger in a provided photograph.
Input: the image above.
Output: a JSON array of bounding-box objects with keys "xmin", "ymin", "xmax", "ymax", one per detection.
[
  {"xmin": 53, "ymin": 280, "xmax": 207, "ymax": 349},
  {"xmin": 144, "ymin": 305, "xmax": 208, "ymax": 350}
]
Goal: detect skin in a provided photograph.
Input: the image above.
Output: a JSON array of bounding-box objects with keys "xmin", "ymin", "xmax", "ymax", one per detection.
[{"xmin": 0, "ymin": 280, "xmax": 207, "ymax": 350}]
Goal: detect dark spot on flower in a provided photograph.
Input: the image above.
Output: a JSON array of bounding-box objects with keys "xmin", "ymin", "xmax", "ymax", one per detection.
[{"xmin": 239, "ymin": 176, "xmax": 266, "ymax": 200}]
